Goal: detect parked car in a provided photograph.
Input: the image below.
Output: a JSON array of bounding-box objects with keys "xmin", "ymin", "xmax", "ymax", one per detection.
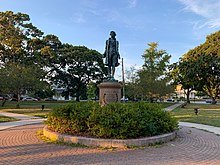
[
  {"xmin": 22, "ymin": 97, "xmax": 38, "ymax": 101},
  {"xmin": 120, "ymin": 97, "xmax": 129, "ymax": 102},
  {"xmin": 44, "ymin": 98, "xmax": 57, "ymax": 101},
  {"xmin": 0, "ymin": 94, "xmax": 10, "ymax": 100},
  {"xmin": 205, "ymin": 99, "xmax": 217, "ymax": 104},
  {"xmin": 167, "ymin": 98, "xmax": 175, "ymax": 102}
]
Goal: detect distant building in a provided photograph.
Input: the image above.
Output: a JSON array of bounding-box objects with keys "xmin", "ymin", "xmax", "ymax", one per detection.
[
  {"xmin": 175, "ymin": 84, "xmax": 196, "ymax": 99},
  {"xmin": 53, "ymin": 88, "xmax": 74, "ymax": 101}
]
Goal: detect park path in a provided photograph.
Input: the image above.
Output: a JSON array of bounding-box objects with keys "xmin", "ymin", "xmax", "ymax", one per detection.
[
  {"xmin": 1, "ymin": 124, "xmax": 220, "ymax": 165},
  {"xmin": 0, "ymin": 111, "xmax": 46, "ymax": 131}
]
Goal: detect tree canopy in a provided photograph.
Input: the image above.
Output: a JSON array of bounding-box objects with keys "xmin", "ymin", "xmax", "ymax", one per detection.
[
  {"xmin": 174, "ymin": 30, "xmax": 220, "ymax": 103},
  {"xmin": 51, "ymin": 44, "xmax": 107, "ymax": 101},
  {"xmin": 126, "ymin": 42, "xmax": 174, "ymax": 101},
  {"xmin": 0, "ymin": 11, "xmax": 106, "ymax": 102}
]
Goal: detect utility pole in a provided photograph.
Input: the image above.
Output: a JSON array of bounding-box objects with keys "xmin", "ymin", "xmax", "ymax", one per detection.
[{"xmin": 122, "ymin": 58, "xmax": 125, "ymax": 101}]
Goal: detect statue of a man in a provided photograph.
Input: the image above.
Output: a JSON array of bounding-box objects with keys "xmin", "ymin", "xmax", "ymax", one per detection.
[{"xmin": 103, "ymin": 31, "xmax": 120, "ymax": 79}]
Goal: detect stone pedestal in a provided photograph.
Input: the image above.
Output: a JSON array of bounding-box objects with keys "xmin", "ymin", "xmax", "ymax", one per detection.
[{"xmin": 98, "ymin": 81, "xmax": 122, "ymax": 106}]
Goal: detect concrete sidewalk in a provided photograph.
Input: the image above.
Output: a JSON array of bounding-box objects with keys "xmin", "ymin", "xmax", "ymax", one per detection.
[
  {"xmin": 0, "ymin": 111, "xmax": 41, "ymax": 120},
  {"xmin": 0, "ymin": 118, "xmax": 46, "ymax": 130},
  {"xmin": 179, "ymin": 122, "xmax": 220, "ymax": 135},
  {"xmin": 0, "ymin": 111, "xmax": 46, "ymax": 131},
  {"xmin": 164, "ymin": 103, "xmax": 182, "ymax": 111}
]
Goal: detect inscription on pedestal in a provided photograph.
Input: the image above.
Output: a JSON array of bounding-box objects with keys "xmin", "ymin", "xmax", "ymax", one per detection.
[
  {"xmin": 103, "ymin": 93, "xmax": 118, "ymax": 104},
  {"xmin": 98, "ymin": 81, "xmax": 122, "ymax": 106}
]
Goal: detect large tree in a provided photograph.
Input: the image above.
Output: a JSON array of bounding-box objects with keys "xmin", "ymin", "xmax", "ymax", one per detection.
[
  {"xmin": 195, "ymin": 55, "xmax": 220, "ymax": 103},
  {"xmin": 137, "ymin": 42, "xmax": 174, "ymax": 101},
  {"xmin": 0, "ymin": 11, "xmax": 62, "ymax": 71},
  {"xmin": 125, "ymin": 66, "xmax": 140, "ymax": 100},
  {"xmin": 0, "ymin": 11, "xmax": 62, "ymax": 101},
  {"xmin": 0, "ymin": 11, "xmax": 44, "ymax": 64},
  {"xmin": 51, "ymin": 44, "xmax": 106, "ymax": 101},
  {"xmin": 180, "ymin": 30, "xmax": 220, "ymax": 103},
  {"xmin": 0, "ymin": 62, "xmax": 47, "ymax": 107},
  {"xmin": 169, "ymin": 59, "xmax": 198, "ymax": 103}
]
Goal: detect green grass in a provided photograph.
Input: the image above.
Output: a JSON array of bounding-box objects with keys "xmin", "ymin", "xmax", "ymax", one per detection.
[
  {"xmin": 0, "ymin": 100, "xmax": 69, "ymax": 109},
  {"xmin": 171, "ymin": 103, "xmax": 220, "ymax": 127},
  {"xmin": 0, "ymin": 116, "xmax": 19, "ymax": 123},
  {"xmin": 0, "ymin": 100, "xmax": 71, "ymax": 117}
]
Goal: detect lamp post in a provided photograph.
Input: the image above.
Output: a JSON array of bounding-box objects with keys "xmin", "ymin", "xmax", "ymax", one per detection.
[{"xmin": 122, "ymin": 58, "xmax": 125, "ymax": 102}]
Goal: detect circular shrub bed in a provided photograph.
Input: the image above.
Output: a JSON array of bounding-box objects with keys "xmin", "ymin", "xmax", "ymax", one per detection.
[{"xmin": 46, "ymin": 101, "xmax": 177, "ymax": 139}]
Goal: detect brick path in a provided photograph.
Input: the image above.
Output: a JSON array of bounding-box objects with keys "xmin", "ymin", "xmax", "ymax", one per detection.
[{"xmin": 1, "ymin": 124, "xmax": 220, "ymax": 165}]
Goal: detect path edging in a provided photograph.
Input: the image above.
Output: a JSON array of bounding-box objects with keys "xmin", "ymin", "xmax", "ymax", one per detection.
[{"xmin": 43, "ymin": 126, "xmax": 176, "ymax": 148}]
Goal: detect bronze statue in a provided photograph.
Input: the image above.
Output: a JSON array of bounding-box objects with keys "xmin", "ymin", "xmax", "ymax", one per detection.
[{"xmin": 103, "ymin": 31, "xmax": 120, "ymax": 80}]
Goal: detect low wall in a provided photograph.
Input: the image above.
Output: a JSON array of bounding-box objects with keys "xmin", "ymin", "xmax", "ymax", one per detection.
[{"xmin": 43, "ymin": 126, "xmax": 177, "ymax": 148}]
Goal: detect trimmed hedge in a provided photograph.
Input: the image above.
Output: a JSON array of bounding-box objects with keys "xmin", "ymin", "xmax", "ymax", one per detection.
[{"xmin": 46, "ymin": 102, "xmax": 177, "ymax": 139}]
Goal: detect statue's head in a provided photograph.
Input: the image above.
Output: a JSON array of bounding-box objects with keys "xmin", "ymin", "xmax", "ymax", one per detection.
[{"xmin": 110, "ymin": 31, "xmax": 116, "ymax": 37}]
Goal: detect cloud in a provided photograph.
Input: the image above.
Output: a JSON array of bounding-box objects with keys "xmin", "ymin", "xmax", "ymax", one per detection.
[
  {"xmin": 178, "ymin": 0, "xmax": 220, "ymax": 28},
  {"xmin": 128, "ymin": 0, "xmax": 138, "ymax": 8}
]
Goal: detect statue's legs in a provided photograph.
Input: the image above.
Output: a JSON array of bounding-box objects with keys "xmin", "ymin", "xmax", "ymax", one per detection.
[
  {"xmin": 112, "ymin": 66, "xmax": 115, "ymax": 78},
  {"xmin": 108, "ymin": 65, "xmax": 112, "ymax": 78}
]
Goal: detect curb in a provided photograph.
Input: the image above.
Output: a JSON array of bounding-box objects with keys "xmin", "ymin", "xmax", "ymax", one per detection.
[{"xmin": 43, "ymin": 126, "xmax": 177, "ymax": 148}]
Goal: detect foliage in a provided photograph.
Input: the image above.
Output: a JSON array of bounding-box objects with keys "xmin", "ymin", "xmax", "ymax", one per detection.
[
  {"xmin": 51, "ymin": 44, "xmax": 107, "ymax": 101},
  {"xmin": 0, "ymin": 62, "xmax": 48, "ymax": 107},
  {"xmin": 195, "ymin": 55, "xmax": 220, "ymax": 102},
  {"xmin": 0, "ymin": 11, "xmax": 106, "ymax": 103},
  {"xmin": 169, "ymin": 59, "xmax": 198, "ymax": 103},
  {"xmin": 46, "ymin": 102, "xmax": 177, "ymax": 139},
  {"xmin": 125, "ymin": 66, "xmax": 141, "ymax": 100},
  {"xmin": 46, "ymin": 101, "xmax": 98, "ymax": 134},
  {"xmin": 0, "ymin": 11, "xmax": 44, "ymax": 64},
  {"xmin": 176, "ymin": 30, "xmax": 220, "ymax": 103},
  {"xmin": 0, "ymin": 11, "xmax": 63, "ymax": 105},
  {"xmin": 137, "ymin": 42, "xmax": 174, "ymax": 101},
  {"xmin": 86, "ymin": 82, "xmax": 97, "ymax": 100}
]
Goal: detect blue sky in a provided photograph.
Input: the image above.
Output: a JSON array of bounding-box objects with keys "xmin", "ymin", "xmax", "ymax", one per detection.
[{"xmin": 1, "ymin": 0, "xmax": 220, "ymax": 78}]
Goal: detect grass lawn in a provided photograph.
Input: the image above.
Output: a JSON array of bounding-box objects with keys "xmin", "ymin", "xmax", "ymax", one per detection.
[
  {"xmin": 0, "ymin": 100, "xmax": 71, "ymax": 118},
  {"xmin": 0, "ymin": 116, "xmax": 19, "ymax": 123},
  {"xmin": 0, "ymin": 100, "xmax": 69, "ymax": 109},
  {"xmin": 171, "ymin": 103, "xmax": 220, "ymax": 127}
]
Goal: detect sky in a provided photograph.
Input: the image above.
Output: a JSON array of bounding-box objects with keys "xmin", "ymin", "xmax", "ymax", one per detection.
[{"xmin": 0, "ymin": 0, "xmax": 220, "ymax": 78}]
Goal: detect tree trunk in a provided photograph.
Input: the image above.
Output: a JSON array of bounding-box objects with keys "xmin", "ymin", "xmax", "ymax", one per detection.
[
  {"xmin": 1, "ymin": 99, "xmax": 6, "ymax": 107},
  {"xmin": 185, "ymin": 89, "xmax": 190, "ymax": 104},
  {"xmin": 211, "ymin": 97, "xmax": 217, "ymax": 104},
  {"xmin": 16, "ymin": 91, "xmax": 21, "ymax": 108},
  {"xmin": 76, "ymin": 95, "xmax": 80, "ymax": 102}
]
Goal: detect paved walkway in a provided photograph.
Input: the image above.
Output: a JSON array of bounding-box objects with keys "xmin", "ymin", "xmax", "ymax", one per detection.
[
  {"xmin": 0, "ymin": 111, "xmax": 46, "ymax": 130},
  {"xmin": 0, "ymin": 104, "xmax": 220, "ymax": 164},
  {"xmin": 164, "ymin": 103, "xmax": 183, "ymax": 111},
  {"xmin": 1, "ymin": 124, "xmax": 220, "ymax": 165}
]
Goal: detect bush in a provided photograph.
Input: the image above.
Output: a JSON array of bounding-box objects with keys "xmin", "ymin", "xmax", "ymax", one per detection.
[
  {"xmin": 46, "ymin": 101, "xmax": 98, "ymax": 134},
  {"xmin": 46, "ymin": 101, "xmax": 177, "ymax": 139}
]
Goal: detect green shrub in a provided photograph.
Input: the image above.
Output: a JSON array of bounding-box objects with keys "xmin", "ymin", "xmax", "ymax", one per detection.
[
  {"xmin": 46, "ymin": 101, "xmax": 98, "ymax": 134},
  {"xmin": 46, "ymin": 101, "xmax": 177, "ymax": 139}
]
